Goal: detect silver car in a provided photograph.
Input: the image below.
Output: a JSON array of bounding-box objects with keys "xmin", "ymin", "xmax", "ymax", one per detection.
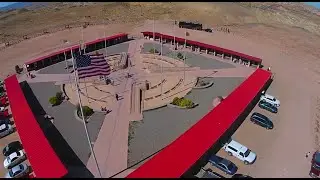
[
  {"xmin": 0, "ymin": 123, "xmax": 14, "ymax": 138},
  {"xmin": 3, "ymin": 150, "xmax": 26, "ymax": 169},
  {"xmin": 5, "ymin": 163, "xmax": 30, "ymax": 178}
]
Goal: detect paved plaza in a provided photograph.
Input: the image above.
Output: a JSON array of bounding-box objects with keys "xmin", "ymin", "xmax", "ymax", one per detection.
[
  {"xmin": 26, "ymin": 82, "xmax": 105, "ymax": 164},
  {"xmin": 142, "ymin": 42, "xmax": 235, "ymax": 69},
  {"xmin": 128, "ymin": 77, "xmax": 245, "ymax": 168},
  {"xmin": 17, "ymin": 38, "xmax": 255, "ymax": 178}
]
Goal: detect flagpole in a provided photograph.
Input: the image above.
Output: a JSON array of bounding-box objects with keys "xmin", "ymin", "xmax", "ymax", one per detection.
[
  {"xmin": 84, "ymin": 77, "xmax": 90, "ymax": 104},
  {"xmin": 173, "ymin": 20, "xmax": 176, "ymax": 50},
  {"xmin": 183, "ymin": 28, "xmax": 187, "ymax": 85},
  {"xmin": 103, "ymin": 24, "xmax": 108, "ymax": 84},
  {"xmin": 80, "ymin": 24, "xmax": 90, "ymax": 103},
  {"xmin": 153, "ymin": 18, "xmax": 155, "ymax": 42},
  {"xmin": 71, "ymin": 49, "xmax": 102, "ymax": 178},
  {"xmin": 104, "ymin": 30, "xmax": 107, "ymax": 58},
  {"xmin": 64, "ymin": 51, "xmax": 68, "ymax": 71},
  {"xmin": 153, "ymin": 18, "xmax": 155, "ymax": 59},
  {"xmin": 160, "ymin": 35, "xmax": 163, "ymax": 99}
]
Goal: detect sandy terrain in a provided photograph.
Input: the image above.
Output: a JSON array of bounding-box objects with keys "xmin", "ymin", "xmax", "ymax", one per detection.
[{"xmin": 0, "ymin": 2, "xmax": 320, "ymax": 177}]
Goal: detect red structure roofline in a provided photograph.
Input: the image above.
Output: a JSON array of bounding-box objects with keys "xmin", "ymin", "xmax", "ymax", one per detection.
[
  {"xmin": 4, "ymin": 75, "xmax": 68, "ymax": 178},
  {"xmin": 141, "ymin": 31, "xmax": 262, "ymax": 63},
  {"xmin": 25, "ymin": 33, "xmax": 128, "ymax": 65},
  {"xmin": 127, "ymin": 68, "xmax": 271, "ymax": 178}
]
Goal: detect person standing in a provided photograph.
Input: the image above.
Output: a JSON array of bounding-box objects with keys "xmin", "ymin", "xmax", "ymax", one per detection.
[{"xmin": 115, "ymin": 93, "xmax": 119, "ymax": 101}]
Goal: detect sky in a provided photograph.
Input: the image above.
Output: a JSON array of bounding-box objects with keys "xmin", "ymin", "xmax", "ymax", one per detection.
[
  {"xmin": 0, "ymin": 2, "xmax": 17, "ymax": 8},
  {"xmin": 305, "ymin": 2, "xmax": 320, "ymax": 9}
]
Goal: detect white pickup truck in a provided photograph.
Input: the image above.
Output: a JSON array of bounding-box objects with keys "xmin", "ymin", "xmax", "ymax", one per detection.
[
  {"xmin": 223, "ymin": 139, "xmax": 257, "ymax": 165},
  {"xmin": 260, "ymin": 93, "xmax": 280, "ymax": 107}
]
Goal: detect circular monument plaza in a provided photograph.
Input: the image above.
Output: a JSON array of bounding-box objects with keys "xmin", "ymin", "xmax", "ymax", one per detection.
[{"xmin": 64, "ymin": 51, "xmax": 199, "ymax": 112}]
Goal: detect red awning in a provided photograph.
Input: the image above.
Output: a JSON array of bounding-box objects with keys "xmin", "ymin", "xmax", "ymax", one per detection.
[
  {"xmin": 4, "ymin": 75, "xmax": 68, "ymax": 178},
  {"xmin": 25, "ymin": 33, "xmax": 128, "ymax": 65},
  {"xmin": 126, "ymin": 68, "xmax": 271, "ymax": 178},
  {"xmin": 141, "ymin": 31, "xmax": 262, "ymax": 63},
  {"xmin": 85, "ymin": 33, "xmax": 128, "ymax": 46}
]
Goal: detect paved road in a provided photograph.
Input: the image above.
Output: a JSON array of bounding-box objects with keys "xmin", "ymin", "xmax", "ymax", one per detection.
[
  {"xmin": 38, "ymin": 42, "xmax": 130, "ymax": 74},
  {"xmin": 142, "ymin": 42, "xmax": 235, "ymax": 69},
  {"xmin": 128, "ymin": 77, "xmax": 245, "ymax": 168},
  {"xmin": 28, "ymin": 82, "xmax": 105, "ymax": 164}
]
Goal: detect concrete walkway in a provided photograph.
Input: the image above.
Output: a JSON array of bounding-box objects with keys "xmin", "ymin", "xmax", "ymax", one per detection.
[
  {"xmin": 86, "ymin": 39, "xmax": 145, "ymax": 178},
  {"xmin": 86, "ymin": 75, "xmax": 134, "ymax": 178}
]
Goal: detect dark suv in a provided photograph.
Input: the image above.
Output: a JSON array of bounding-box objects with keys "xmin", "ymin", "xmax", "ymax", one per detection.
[
  {"xmin": 258, "ymin": 100, "xmax": 278, "ymax": 113},
  {"xmin": 250, "ymin": 112, "xmax": 274, "ymax": 129},
  {"xmin": 200, "ymin": 168, "xmax": 225, "ymax": 178},
  {"xmin": 3, "ymin": 141, "xmax": 23, "ymax": 156}
]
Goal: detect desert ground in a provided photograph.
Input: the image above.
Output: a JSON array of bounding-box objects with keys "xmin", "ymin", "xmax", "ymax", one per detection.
[{"xmin": 0, "ymin": 2, "xmax": 320, "ymax": 178}]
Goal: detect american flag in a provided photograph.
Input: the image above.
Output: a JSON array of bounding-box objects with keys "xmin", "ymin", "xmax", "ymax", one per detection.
[{"xmin": 75, "ymin": 53, "xmax": 111, "ymax": 79}]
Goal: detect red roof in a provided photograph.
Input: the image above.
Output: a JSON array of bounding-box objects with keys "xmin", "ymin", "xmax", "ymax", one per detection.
[
  {"xmin": 126, "ymin": 68, "xmax": 271, "ymax": 178},
  {"xmin": 4, "ymin": 75, "xmax": 68, "ymax": 178},
  {"xmin": 141, "ymin": 31, "xmax": 262, "ymax": 63},
  {"xmin": 85, "ymin": 33, "xmax": 128, "ymax": 46},
  {"xmin": 25, "ymin": 33, "xmax": 128, "ymax": 65}
]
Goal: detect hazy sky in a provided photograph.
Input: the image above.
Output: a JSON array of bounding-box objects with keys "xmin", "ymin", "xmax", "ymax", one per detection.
[
  {"xmin": 0, "ymin": 2, "xmax": 17, "ymax": 8},
  {"xmin": 305, "ymin": 2, "xmax": 320, "ymax": 9}
]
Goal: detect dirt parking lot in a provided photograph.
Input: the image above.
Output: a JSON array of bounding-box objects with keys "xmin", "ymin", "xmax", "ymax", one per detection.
[
  {"xmin": 199, "ymin": 83, "xmax": 312, "ymax": 178},
  {"xmin": 0, "ymin": 127, "xmax": 20, "ymax": 177},
  {"xmin": 0, "ymin": 107, "xmax": 31, "ymax": 178}
]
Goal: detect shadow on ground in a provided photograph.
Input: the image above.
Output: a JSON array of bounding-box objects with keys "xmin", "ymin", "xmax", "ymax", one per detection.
[{"xmin": 20, "ymin": 81, "xmax": 94, "ymax": 178}]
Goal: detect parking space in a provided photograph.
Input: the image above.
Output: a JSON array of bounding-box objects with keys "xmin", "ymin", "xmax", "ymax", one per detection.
[
  {"xmin": 0, "ymin": 107, "xmax": 32, "ymax": 178},
  {"xmin": 197, "ymin": 90, "xmax": 280, "ymax": 178}
]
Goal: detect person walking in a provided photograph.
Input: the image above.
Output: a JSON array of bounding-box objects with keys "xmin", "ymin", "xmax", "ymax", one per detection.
[{"xmin": 115, "ymin": 93, "xmax": 119, "ymax": 101}]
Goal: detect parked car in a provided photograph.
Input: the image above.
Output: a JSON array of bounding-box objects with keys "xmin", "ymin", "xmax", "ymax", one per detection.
[
  {"xmin": 198, "ymin": 168, "xmax": 225, "ymax": 178},
  {"xmin": 223, "ymin": 139, "xmax": 257, "ymax": 165},
  {"xmin": 3, "ymin": 141, "xmax": 23, "ymax": 157},
  {"xmin": 250, "ymin": 112, "xmax": 274, "ymax": 129},
  {"xmin": 309, "ymin": 151, "xmax": 320, "ymax": 178},
  {"xmin": 5, "ymin": 163, "xmax": 30, "ymax": 178},
  {"xmin": 232, "ymin": 174, "xmax": 253, "ymax": 178},
  {"xmin": 0, "ymin": 93, "xmax": 6, "ymax": 98},
  {"xmin": 0, "ymin": 87, "xmax": 5, "ymax": 93},
  {"xmin": 0, "ymin": 98, "xmax": 7, "ymax": 106},
  {"xmin": 0, "ymin": 109, "xmax": 9, "ymax": 118},
  {"xmin": 0, "ymin": 119, "xmax": 11, "ymax": 125},
  {"xmin": 0, "ymin": 106, "xmax": 5, "ymax": 112},
  {"xmin": 260, "ymin": 94, "xmax": 280, "ymax": 107},
  {"xmin": 3, "ymin": 150, "xmax": 26, "ymax": 169},
  {"xmin": 258, "ymin": 100, "xmax": 278, "ymax": 113},
  {"xmin": 208, "ymin": 154, "xmax": 238, "ymax": 175},
  {"xmin": 0, "ymin": 96, "xmax": 7, "ymax": 101},
  {"xmin": 0, "ymin": 122, "xmax": 14, "ymax": 138}
]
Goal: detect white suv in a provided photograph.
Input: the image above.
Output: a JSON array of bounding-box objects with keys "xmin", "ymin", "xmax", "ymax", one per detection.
[
  {"xmin": 223, "ymin": 139, "xmax": 256, "ymax": 165},
  {"xmin": 260, "ymin": 93, "xmax": 280, "ymax": 107}
]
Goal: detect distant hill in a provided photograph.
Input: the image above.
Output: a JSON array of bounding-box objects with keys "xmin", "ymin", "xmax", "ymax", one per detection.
[{"xmin": 0, "ymin": 2, "xmax": 319, "ymax": 45}]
